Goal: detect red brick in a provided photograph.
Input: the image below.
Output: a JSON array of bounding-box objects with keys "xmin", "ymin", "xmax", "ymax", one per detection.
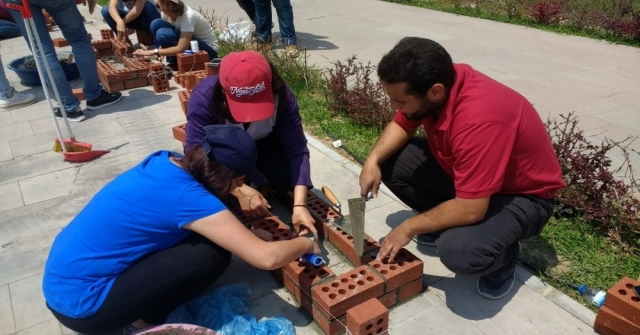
[
  {"xmin": 184, "ymin": 81, "xmax": 197, "ymax": 90},
  {"xmin": 312, "ymin": 305, "xmax": 346, "ymax": 335},
  {"xmin": 124, "ymin": 77, "xmax": 149, "ymax": 89},
  {"xmin": 327, "ymin": 225, "xmax": 380, "ymax": 266},
  {"xmin": 306, "ymin": 197, "xmax": 341, "ymax": 236},
  {"xmin": 362, "ymin": 248, "xmax": 423, "ymax": 293},
  {"xmin": 179, "ymin": 90, "xmax": 191, "ymax": 116},
  {"xmin": 177, "ymin": 53, "xmax": 207, "ymax": 73},
  {"xmin": 121, "ymin": 56, "xmax": 135, "ymax": 68},
  {"xmin": 195, "ymin": 51, "xmax": 210, "ymax": 64},
  {"xmin": 103, "ymin": 80, "xmax": 124, "ymax": 92},
  {"xmin": 105, "ymin": 69, "xmax": 137, "ymax": 82},
  {"xmin": 399, "ymin": 278, "xmax": 423, "ymax": 302},
  {"xmin": 135, "ymin": 30, "xmax": 155, "ymax": 46},
  {"xmin": 101, "ymin": 29, "xmax": 114, "ymax": 40},
  {"xmin": 150, "ymin": 74, "xmax": 170, "ymax": 93},
  {"xmin": 92, "ymin": 40, "xmax": 113, "ymax": 51},
  {"xmin": 346, "ymin": 298, "xmax": 388, "ymax": 335},
  {"xmin": 206, "ymin": 62, "xmax": 220, "ymax": 76},
  {"xmin": 603, "ymin": 276, "xmax": 640, "ymax": 325},
  {"xmin": 52, "ymin": 38, "xmax": 68, "ymax": 47},
  {"xmin": 172, "ymin": 123, "xmax": 187, "ymax": 144},
  {"xmin": 220, "ymin": 197, "xmax": 255, "ymax": 223},
  {"xmin": 195, "ymin": 73, "xmax": 207, "ymax": 85},
  {"xmin": 72, "ymin": 88, "xmax": 84, "ymax": 101},
  {"xmin": 378, "ymin": 290, "xmax": 398, "ymax": 308},
  {"xmin": 311, "ymin": 266, "xmax": 384, "ymax": 319},
  {"xmin": 282, "ymin": 260, "xmax": 335, "ymax": 309},
  {"xmin": 594, "ymin": 305, "xmax": 640, "ymax": 335}
]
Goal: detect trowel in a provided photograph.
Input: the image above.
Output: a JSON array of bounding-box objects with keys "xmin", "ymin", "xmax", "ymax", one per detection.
[{"xmin": 321, "ymin": 186, "xmax": 371, "ymax": 259}]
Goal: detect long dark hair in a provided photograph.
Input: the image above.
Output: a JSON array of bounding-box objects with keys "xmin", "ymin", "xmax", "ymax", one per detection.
[
  {"xmin": 180, "ymin": 147, "xmax": 243, "ymax": 197},
  {"xmin": 209, "ymin": 61, "xmax": 286, "ymax": 123}
]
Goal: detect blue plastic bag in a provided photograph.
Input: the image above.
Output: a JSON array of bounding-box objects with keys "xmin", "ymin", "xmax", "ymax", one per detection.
[{"xmin": 165, "ymin": 283, "xmax": 295, "ymax": 335}]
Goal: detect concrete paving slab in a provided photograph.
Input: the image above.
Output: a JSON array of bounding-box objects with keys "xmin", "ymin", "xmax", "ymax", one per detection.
[
  {"xmin": 9, "ymin": 101, "xmax": 51, "ymax": 123},
  {"xmin": 116, "ymin": 107, "xmax": 185, "ymax": 134},
  {"xmin": 0, "ymin": 141, "xmax": 12, "ymax": 163},
  {"xmin": 0, "ymin": 152, "xmax": 71, "ymax": 186},
  {"xmin": 0, "ymin": 284, "xmax": 15, "ymax": 335},
  {"xmin": 14, "ymin": 319, "xmax": 62, "ymax": 335},
  {"xmin": 525, "ymin": 85, "xmax": 621, "ymax": 117},
  {"xmin": 515, "ymin": 67, "xmax": 622, "ymax": 100},
  {"xmin": 0, "ymin": 229, "xmax": 58, "ymax": 286},
  {"xmin": 8, "ymin": 273, "xmax": 50, "ymax": 332},
  {"xmin": 599, "ymin": 107, "xmax": 640, "ymax": 132},
  {"xmin": 561, "ymin": 66, "xmax": 640, "ymax": 94},
  {"xmin": 604, "ymin": 91, "xmax": 640, "ymax": 108},
  {"xmin": 19, "ymin": 168, "xmax": 78, "ymax": 206},
  {"xmin": 0, "ymin": 112, "xmax": 12, "ymax": 128},
  {"xmin": 0, "ymin": 182, "xmax": 23, "ymax": 213},
  {"xmin": 428, "ymin": 275, "xmax": 594, "ymax": 334},
  {"xmin": 9, "ymin": 131, "xmax": 58, "ymax": 159},
  {"xmin": 0, "ymin": 122, "xmax": 33, "ymax": 143}
]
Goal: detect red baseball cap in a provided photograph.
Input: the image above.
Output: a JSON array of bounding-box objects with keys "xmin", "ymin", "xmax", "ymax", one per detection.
[{"xmin": 219, "ymin": 51, "xmax": 274, "ymax": 123}]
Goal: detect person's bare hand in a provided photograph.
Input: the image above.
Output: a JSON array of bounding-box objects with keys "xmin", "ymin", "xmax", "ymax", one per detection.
[
  {"xmin": 132, "ymin": 49, "xmax": 153, "ymax": 58},
  {"xmin": 359, "ymin": 159, "xmax": 382, "ymax": 198},
  {"xmin": 238, "ymin": 190, "xmax": 272, "ymax": 218},
  {"xmin": 116, "ymin": 21, "xmax": 127, "ymax": 41},
  {"xmin": 376, "ymin": 223, "xmax": 413, "ymax": 263},
  {"xmin": 291, "ymin": 206, "xmax": 318, "ymax": 240}
]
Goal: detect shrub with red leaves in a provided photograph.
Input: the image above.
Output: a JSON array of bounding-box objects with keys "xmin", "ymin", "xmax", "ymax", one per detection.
[
  {"xmin": 546, "ymin": 112, "xmax": 640, "ymax": 250},
  {"xmin": 324, "ymin": 56, "xmax": 394, "ymax": 129},
  {"xmin": 527, "ymin": 0, "xmax": 564, "ymax": 24}
]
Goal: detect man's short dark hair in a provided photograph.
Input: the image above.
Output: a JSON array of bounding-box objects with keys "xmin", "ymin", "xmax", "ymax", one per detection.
[{"xmin": 377, "ymin": 37, "xmax": 456, "ymax": 97}]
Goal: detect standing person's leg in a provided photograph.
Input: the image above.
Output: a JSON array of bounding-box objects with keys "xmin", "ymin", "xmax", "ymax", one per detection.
[
  {"xmin": 37, "ymin": 0, "xmax": 103, "ymax": 102},
  {"xmin": 253, "ymin": 0, "xmax": 273, "ymax": 44},
  {"xmin": 7, "ymin": 4, "xmax": 82, "ymax": 114},
  {"xmin": 48, "ymin": 233, "xmax": 232, "ymax": 333},
  {"xmin": 125, "ymin": 2, "xmax": 160, "ymax": 32},
  {"xmin": 270, "ymin": 0, "xmax": 296, "ymax": 46},
  {"xmin": 0, "ymin": 19, "xmax": 22, "ymax": 39},
  {"xmin": 0, "ymin": 55, "xmax": 36, "ymax": 110},
  {"xmin": 236, "ymin": 0, "xmax": 256, "ymax": 23},
  {"xmin": 435, "ymin": 194, "xmax": 554, "ymax": 299}
]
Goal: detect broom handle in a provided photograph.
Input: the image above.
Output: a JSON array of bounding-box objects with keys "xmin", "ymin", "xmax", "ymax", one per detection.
[{"xmin": 8, "ymin": 0, "xmax": 76, "ymax": 140}]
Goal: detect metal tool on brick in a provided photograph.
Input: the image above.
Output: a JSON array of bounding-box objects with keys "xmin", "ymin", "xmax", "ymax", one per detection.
[{"xmin": 321, "ymin": 186, "xmax": 373, "ymax": 259}]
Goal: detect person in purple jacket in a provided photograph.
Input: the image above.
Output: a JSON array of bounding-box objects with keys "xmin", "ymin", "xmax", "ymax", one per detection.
[{"xmin": 185, "ymin": 50, "xmax": 317, "ymax": 239}]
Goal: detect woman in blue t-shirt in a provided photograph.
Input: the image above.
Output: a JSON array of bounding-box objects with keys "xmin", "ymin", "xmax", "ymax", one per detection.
[{"xmin": 43, "ymin": 125, "xmax": 321, "ymax": 334}]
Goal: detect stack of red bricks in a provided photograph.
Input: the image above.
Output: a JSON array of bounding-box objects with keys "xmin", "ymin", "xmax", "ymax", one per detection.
[
  {"xmin": 173, "ymin": 52, "xmax": 219, "ymax": 90},
  {"xmin": 219, "ymin": 191, "xmax": 425, "ymax": 335},
  {"xmin": 594, "ymin": 276, "xmax": 640, "ymax": 335}
]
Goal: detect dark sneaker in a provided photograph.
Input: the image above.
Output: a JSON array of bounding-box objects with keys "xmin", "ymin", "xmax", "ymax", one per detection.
[
  {"xmin": 54, "ymin": 107, "xmax": 86, "ymax": 122},
  {"xmin": 86, "ymin": 90, "xmax": 122, "ymax": 111},
  {"xmin": 412, "ymin": 232, "xmax": 442, "ymax": 247},
  {"xmin": 477, "ymin": 242, "xmax": 520, "ymax": 300}
]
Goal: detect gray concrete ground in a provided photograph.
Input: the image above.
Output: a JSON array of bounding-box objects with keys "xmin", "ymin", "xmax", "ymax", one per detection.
[{"xmin": 2, "ymin": 0, "xmax": 639, "ymax": 333}]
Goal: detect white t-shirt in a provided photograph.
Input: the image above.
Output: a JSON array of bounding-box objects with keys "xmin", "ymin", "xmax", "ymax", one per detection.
[{"xmin": 162, "ymin": 5, "xmax": 218, "ymax": 51}]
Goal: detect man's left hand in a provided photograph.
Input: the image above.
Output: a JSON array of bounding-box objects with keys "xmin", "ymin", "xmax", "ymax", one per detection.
[
  {"xmin": 376, "ymin": 223, "xmax": 413, "ymax": 262},
  {"xmin": 292, "ymin": 206, "xmax": 318, "ymax": 241},
  {"xmin": 133, "ymin": 49, "xmax": 154, "ymax": 58}
]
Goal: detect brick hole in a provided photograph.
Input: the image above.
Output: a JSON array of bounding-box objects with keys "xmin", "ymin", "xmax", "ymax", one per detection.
[
  {"xmin": 619, "ymin": 289, "xmax": 627, "ymax": 295},
  {"xmin": 319, "ymin": 270, "xmax": 327, "ymax": 276},
  {"xmin": 348, "ymin": 284, "xmax": 355, "ymax": 290},
  {"xmin": 382, "ymin": 259, "xmax": 389, "ymax": 264},
  {"xmin": 632, "ymin": 296, "xmax": 640, "ymax": 302},
  {"xmin": 341, "ymin": 278, "xmax": 348, "ymax": 283},
  {"xmin": 282, "ymin": 232, "xmax": 289, "ymax": 238},
  {"xmin": 399, "ymin": 251, "xmax": 406, "ymax": 257},
  {"xmin": 322, "ymin": 214, "xmax": 328, "ymax": 218},
  {"xmin": 329, "ymin": 293, "xmax": 336, "ymax": 299},
  {"xmin": 398, "ymin": 262, "xmax": 404, "ymax": 266},
  {"xmin": 373, "ymin": 264, "xmax": 381, "ymax": 269},
  {"xmin": 303, "ymin": 269, "xmax": 311, "ymax": 273},
  {"xmin": 366, "ymin": 324, "xmax": 373, "ymax": 330},
  {"xmin": 370, "ymin": 255, "xmax": 376, "ymax": 260},
  {"xmin": 347, "ymin": 236, "xmax": 353, "ymax": 240},
  {"xmin": 297, "ymin": 262, "xmax": 305, "ymax": 267},
  {"xmin": 273, "ymin": 236, "xmax": 280, "ymax": 241},
  {"xmin": 350, "ymin": 274, "xmax": 358, "ymax": 279},
  {"xmin": 314, "ymin": 265, "xmax": 321, "ymax": 269},
  {"xmin": 357, "ymin": 280, "xmax": 365, "ymax": 285},
  {"xmin": 377, "ymin": 328, "xmax": 383, "ymax": 333},
  {"xmin": 259, "ymin": 222, "xmax": 266, "ymax": 227},
  {"xmin": 366, "ymin": 242, "xmax": 373, "ymax": 246},
  {"xmin": 380, "ymin": 270, "xmax": 388, "ymax": 274},
  {"xmin": 366, "ymin": 276, "xmax": 374, "ymax": 281},
  {"xmin": 341, "ymin": 232, "xmax": 347, "ymax": 236},
  {"xmin": 309, "ymin": 274, "xmax": 316, "ymax": 280},
  {"xmin": 332, "ymin": 282, "xmax": 340, "ymax": 287},
  {"xmin": 311, "ymin": 206, "xmax": 318, "ymax": 210},
  {"xmin": 313, "ymin": 200, "xmax": 320, "ymax": 204},
  {"xmin": 359, "ymin": 270, "xmax": 366, "ymax": 275},
  {"xmin": 338, "ymin": 289, "xmax": 346, "ymax": 295},
  {"xmin": 336, "ymin": 227, "xmax": 342, "ymax": 231},
  {"xmin": 377, "ymin": 319, "xmax": 383, "ymax": 325},
  {"xmin": 322, "ymin": 287, "xmax": 330, "ymax": 292},
  {"xmin": 390, "ymin": 266, "xmax": 397, "ymax": 270},
  {"xmin": 626, "ymin": 283, "xmax": 634, "ymax": 289}
]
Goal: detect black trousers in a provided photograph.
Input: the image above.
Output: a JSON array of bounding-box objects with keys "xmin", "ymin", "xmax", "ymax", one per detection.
[
  {"xmin": 236, "ymin": 0, "xmax": 256, "ymax": 22},
  {"xmin": 50, "ymin": 234, "xmax": 231, "ymax": 334},
  {"xmin": 254, "ymin": 131, "xmax": 294, "ymax": 193},
  {"xmin": 380, "ymin": 137, "xmax": 554, "ymax": 277}
]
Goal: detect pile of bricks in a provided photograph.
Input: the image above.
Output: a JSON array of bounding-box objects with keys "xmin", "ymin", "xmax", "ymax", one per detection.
[
  {"xmin": 220, "ymin": 191, "xmax": 425, "ymax": 335},
  {"xmin": 594, "ymin": 276, "xmax": 640, "ymax": 335}
]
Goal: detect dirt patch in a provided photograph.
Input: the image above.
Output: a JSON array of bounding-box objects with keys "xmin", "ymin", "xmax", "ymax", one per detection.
[{"xmin": 521, "ymin": 237, "xmax": 572, "ymax": 275}]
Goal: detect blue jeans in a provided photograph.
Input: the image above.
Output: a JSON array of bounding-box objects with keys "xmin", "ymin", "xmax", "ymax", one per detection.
[
  {"xmin": 0, "ymin": 19, "xmax": 21, "ymax": 39},
  {"xmin": 149, "ymin": 19, "xmax": 218, "ymax": 63},
  {"xmin": 236, "ymin": 0, "xmax": 255, "ymax": 23},
  {"xmin": 8, "ymin": 0, "xmax": 102, "ymax": 111},
  {"xmin": 0, "ymin": 55, "xmax": 15, "ymax": 98},
  {"xmin": 254, "ymin": 0, "xmax": 296, "ymax": 45},
  {"xmin": 101, "ymin": 2, "xmax": 160, "ymax": 33}
]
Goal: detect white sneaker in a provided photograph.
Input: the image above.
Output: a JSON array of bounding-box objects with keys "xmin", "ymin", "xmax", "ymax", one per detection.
[{"xmin": 0, "ymin": 90, "xmax": 36, "ymax": 111}]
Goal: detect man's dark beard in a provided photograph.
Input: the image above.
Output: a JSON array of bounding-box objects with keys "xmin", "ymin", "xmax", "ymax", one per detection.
[{"xmin": 403, "ymin": 99, "xmax": 442, "ymax": 121}]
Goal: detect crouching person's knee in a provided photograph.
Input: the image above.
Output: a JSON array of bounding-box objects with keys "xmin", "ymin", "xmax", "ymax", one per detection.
[{"xmin": 436, "ymin": 234, "xmax": 492, "ymax": 276}]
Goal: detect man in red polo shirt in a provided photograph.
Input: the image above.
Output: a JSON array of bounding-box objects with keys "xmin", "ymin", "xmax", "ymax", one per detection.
[{"xmin": 360, "ymin": 37, "xmax": 565, "ymax": 299}]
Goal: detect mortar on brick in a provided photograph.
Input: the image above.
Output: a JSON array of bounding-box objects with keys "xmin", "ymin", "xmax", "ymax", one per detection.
[{"xmin": 363, "ymin": 249, "xmax": 423, "ymax": 292}]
